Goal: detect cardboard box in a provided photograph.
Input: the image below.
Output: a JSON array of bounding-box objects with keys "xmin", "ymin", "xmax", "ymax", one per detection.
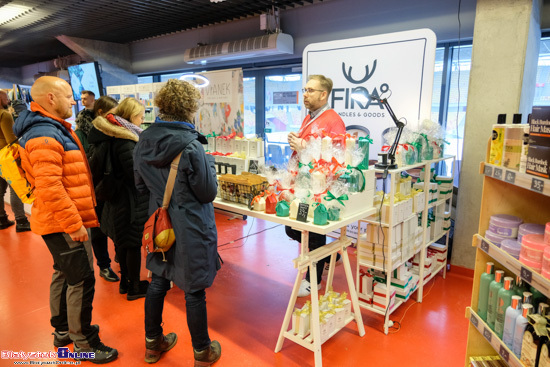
[
  {"xmin": 526, "ymin": 144, "xmax": 550, "ymax": 179},
  {"xmin": 529, "ymin": 106, "xmax": 550, "ymax": 147}
]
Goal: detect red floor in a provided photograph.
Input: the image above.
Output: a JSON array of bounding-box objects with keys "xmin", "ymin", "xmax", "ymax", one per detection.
[{"xmin": 0, "ymin": 208, "xmax": 473, "ymax": 366}]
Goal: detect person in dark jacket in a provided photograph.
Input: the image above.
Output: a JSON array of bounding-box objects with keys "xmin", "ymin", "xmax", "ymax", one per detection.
[
  {"xmin": 88, "ymin": 97, "xmax": 150, "ymax": 300},
  {"xmin": 74, "ymin": 96, "xmax": 120, "ymax": 283},
  {"xmin": 134, "ymin": 79, "xmax": 221, "ymax": 365}
]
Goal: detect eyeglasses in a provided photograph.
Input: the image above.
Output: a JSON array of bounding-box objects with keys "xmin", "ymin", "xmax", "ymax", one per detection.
[{"xmin": 301, "ymin": 88, "xmax": 325, "ymax": 94}]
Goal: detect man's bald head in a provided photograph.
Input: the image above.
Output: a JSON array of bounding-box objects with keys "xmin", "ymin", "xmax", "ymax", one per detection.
[
  {"xmin": 0, "ymin": 90, "xmax": 9, "ymax": 110},
  {"xmin": 31, "ymin": 76, "xmax": 76, "ymax": 120}
]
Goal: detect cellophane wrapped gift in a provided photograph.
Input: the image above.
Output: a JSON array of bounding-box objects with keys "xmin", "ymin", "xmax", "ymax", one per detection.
[{"xmin": 313, "ymin": 203, "xmax": 328, "ymax": 225}]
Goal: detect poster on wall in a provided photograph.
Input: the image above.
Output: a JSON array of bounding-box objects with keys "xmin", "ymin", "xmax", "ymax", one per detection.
[
  {"xmin": 195, "ymin": 68, "xmax": 244, "ymax": 137},
  {"xmin": 303, "ymin": 28, "xmax": 437, "ymax": 161}
]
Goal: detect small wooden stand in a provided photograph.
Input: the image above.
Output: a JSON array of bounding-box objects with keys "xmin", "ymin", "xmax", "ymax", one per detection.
[{"xmin": 274, "ymin": 226, "xmax": 366, "ymax": 367}]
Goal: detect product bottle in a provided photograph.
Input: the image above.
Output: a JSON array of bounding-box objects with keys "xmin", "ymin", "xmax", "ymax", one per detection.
[
  {"xmin": 503, "ymin": 295, "xmax": 522, "ymax": 349},
  {"xmin": 513, "ymin": 303, "xmax": 534, "ymax": 357},
  {"xmin": 531, "ymin": 285, "xmax": 547, "ymax": 311},
  {"xmin": 489, "ymin": 114, "xmax": 506, "ymax": 166},
  {"xmin": 524, "ymin": 292, "xmax": 534, "ymax": 306},
  {"xmin": 538, "ymin": 335, "xmax": 550, "ymax": 367},
  {"xmin": 519, "ymin": 122, "xmax": 530, "ymax": 174},
  {"xmin": 540, "ymin": 303, "xmax": 550, "ymax": 317},
  {"xmin": 513, "ymin": 277, "xmax": 529, "ymax": 298},
  {"xmin": 495, "ymin": 277, "xmax": 515, "ymax": 338},
  {"xmin": 521, "ymin": 313, "xmax": 549, "ymax": 367},
  {"xmin": 487, "ymin": 270, "xmax": 505, "ymax": 330},
  {"xmin": 477, "ymin": 262, "xmax": 495, "ymax": 321}
]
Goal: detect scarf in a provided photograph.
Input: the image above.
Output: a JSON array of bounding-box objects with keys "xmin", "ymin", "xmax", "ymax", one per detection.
[{"xmin": 105, "ymin": 113, "xmax": 143, "ymax": 138}]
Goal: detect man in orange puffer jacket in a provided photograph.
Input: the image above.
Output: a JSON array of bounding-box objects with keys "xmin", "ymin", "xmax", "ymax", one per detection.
[{"xmin": 13, "ymin": 76, "xmax": 118, "ymax": 364}]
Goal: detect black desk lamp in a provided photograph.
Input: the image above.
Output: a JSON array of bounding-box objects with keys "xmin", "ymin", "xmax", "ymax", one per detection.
[{"xmin": 370, "ymin": 95, "xmax": 406, "ymax": 170}]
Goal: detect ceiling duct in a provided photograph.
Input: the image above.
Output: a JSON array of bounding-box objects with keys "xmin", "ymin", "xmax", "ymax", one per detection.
[{"xmin": 183, "ymin": 33, "xmax": 293, "ymax": 64}]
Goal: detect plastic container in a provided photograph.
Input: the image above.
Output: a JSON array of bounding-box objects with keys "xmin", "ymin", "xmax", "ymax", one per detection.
[
  {"xmin": 519, "ymin": 255, "xmax": 543, "ymax": 273},
  {"xmin": 543, "ymin": 247, "xmax": 550, "ymax": 275},
  {"xmin": 518, "ymin": 223, "xmax": 545, "ymax": 244},
  {"xmin": 546, "ymin": 223, "xmax": 550, "ymax": 245},
  {"xmin": 485, "ymin": 229, "xmax": 509, "ymax": 247},
  {"xmin": 520, "ymin": 234, "xmax": 547, "ymax": 263},
  {"xmin": 488, "ymin": 214, "xmax": 523, "ymax": 238},
  {"xmin": 501, "ymin": 239, "xmax": 521, "ymax": 259}
]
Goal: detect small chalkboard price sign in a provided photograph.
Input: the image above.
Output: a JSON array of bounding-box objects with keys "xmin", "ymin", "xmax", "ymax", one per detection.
[{"xmin": 296, "ymin": 203, "xmax": 309, "ymax": 223}]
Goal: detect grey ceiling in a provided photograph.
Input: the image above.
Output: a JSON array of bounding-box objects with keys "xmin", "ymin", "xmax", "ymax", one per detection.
[{"xmin": 0, "ymin": 0, "xmax": 325, "ymax": 68}]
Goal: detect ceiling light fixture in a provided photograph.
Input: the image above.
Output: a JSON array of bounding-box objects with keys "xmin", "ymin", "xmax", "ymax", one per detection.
[
  {"xmin": 0, "ymin": 4, "xmax": 31, "ymax": 24},
  {"xmin": 179, "ymin": 74, "xmax": 210, "ymax": 88},
  {"xmin": 209, "ymin": 0, "xmax": 227, "ymax": 3}
]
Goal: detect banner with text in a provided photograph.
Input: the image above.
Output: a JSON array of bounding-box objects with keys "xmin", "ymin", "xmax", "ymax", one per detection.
[
  {"xmin": 196, "ymin": 68, "xmax": 244, "ymax": 137},
  {"xmin": 303, "ymin": 28, "xmax": 437, "ymax": 160}
]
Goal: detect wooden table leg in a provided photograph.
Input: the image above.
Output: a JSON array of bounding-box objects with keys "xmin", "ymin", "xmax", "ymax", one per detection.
[
  {"xmin": 309, "ymin": 261, "xmax": 322, "ymax": 367},
  {"xmin": 275, "ymin": 268, "xmax": 306, "ymax": 353},
  {"xmin": 342, "ymin": 245, "xmax": 366, "ymax": 337}
]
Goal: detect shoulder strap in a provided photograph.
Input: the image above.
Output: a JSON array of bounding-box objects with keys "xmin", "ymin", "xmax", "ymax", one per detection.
[{"xmin": 161, "ymin": 152, "xmax": 183, "ymax": 209}]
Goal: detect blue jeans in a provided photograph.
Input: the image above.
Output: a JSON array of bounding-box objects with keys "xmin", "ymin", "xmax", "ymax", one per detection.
[{"xmin": 145, "ymin": 274, "xmax": 211, "ymax": 351}]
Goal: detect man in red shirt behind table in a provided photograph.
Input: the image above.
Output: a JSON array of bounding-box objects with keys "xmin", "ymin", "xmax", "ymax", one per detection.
[{"xmin": 286, "ymin": 74, "xmax": 346, "ymax": 297}]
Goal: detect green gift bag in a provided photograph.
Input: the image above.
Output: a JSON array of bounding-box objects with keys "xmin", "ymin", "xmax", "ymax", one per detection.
[
  {"xmin": 327, "ymin": 206, "xmax": 340, "ymax": 221},
  {"xmin": 313, "ymin": 203, "xmax": 328, "ymax": 225},
  {"xmin": 276, "ymin": 200, "xmax": 290, "ymax": 217}
]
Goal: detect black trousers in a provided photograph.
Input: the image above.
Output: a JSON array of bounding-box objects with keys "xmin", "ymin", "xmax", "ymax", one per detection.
[{"xmin": 285, "ymin": 226, "xmax": 329, "ymax": 284}]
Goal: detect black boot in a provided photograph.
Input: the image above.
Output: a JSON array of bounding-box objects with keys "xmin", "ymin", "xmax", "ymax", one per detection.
[
  {"xmin": 15, "ymin": 218, "xmax": 31, "ymax": 232},
  {"xmin": 0, "ymin": 216, "xmax": 15, "ymax": 230},
  {"xmin": 119, "ymin": 275, "xmax": 129, "ymax": 295},
  {"xmin": 127, "ymin": 280, "xmax": 149, "ymax": 301},
  {"xmin": 144, "ymin": 333, "xmax": 178, "ymax": 363}
]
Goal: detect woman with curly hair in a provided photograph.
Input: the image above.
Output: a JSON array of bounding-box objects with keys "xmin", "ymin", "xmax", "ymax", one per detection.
[
  {"xmin": 88, "ymin": 97, "xmax": 150, "ymax": 301},
  {"xmin": 134, "ymin": 79, "xmax": 221, "ymax": 365}
]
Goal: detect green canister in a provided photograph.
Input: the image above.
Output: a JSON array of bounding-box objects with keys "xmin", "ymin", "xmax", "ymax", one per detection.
[
  {"xmin": 487, "ymin": 270, "xmax": 505, "ymax": 330},
  {"xmin": 477, "ymin": 262, "xmax": 495, "ymax": 321}
]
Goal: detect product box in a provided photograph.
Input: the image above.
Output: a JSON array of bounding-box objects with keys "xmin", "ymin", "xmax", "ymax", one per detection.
[
  {"xmin": 526, "ymin": 144, "xmax": 550, "ymax": 179},
  {"xmin": 529, "ymin": 106, "xmax": 550, "ymax": 147}
]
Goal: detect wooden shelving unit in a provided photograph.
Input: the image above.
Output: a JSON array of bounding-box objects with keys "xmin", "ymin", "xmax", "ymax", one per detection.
[
  {"xmin": 356, "ymin": 155, "xmax": 455, "ymax": 334},
  {"xmin": 464, "ymin": 162, "xmax": 550, "ymax": 366}
]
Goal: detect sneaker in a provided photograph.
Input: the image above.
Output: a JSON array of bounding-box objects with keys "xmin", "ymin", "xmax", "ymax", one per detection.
[
  {"xmin": 53, "ymin": 325, "xmax": 100, "ymax": 347},
  {"xmin": 0, "ymin": 217, "xmax": 15, "ymax": 230},
  {"xmin": 297, "ymin": 279, "xmax": 322, "ymax": 297},
  {"xmin": 145, "ymin": 333, "xmax": 178, "ymax": 363},
  {"xmin": 74, "ymin": 342, "xmax": 118, "ymax": 364},
  {"xmin": 193, "ymin": 340, "xmax": 221, "ymax": 367},
  {"xmin": 15, "ymin": 220, "xmax": 31, "ymax": 232},
  {"xmin": 99, "ymin": 267, "xmax": 120, "ymax": 282},
  {"xmin": 324, "ymin": 253, "xmax": 342, "ymax": 271}
]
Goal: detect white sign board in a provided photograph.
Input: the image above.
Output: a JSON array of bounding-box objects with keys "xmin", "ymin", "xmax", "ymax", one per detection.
[{"xmin": 303, "ymin": 28, "xmax": 437, "ymax": 160}]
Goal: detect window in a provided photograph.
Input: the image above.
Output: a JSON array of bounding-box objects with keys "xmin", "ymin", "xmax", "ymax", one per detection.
[
  {"xmin": 138, "ymin": 76, "xmax": 153, "ymax": 84},
  {"xmin": 431, "ymin": 44, "xmax": 472, "ymax": 185},
  {"xmin": 160, "ymin": 73, "xmax": 186, "ymax": 82},
  {"xmin": 534, "ymin": 37, "xmax": 550, "ymax": 106},
  {"xmin": 264, "ymin": 73, "xmax": 302, "ymax": 167},
  {"xmin": 243, "ymin": 77, "xmax": 256, "ymax": 136}
]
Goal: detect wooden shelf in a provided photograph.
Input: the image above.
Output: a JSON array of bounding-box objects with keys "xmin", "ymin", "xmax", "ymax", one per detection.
[
  {"xmin": 466, "ymin": 307, "xmax": 522, "ymax": 367},
  {"xmin": 423, "ymin": 260, "xmax": 447, "ymax": 286},
  {"xmin": 481, "ymin": 162, "xmax": 550, "ymax": 197},
  {"xmin": 473, "ymin": 234, "xmax": 550, "ymax": 299}
]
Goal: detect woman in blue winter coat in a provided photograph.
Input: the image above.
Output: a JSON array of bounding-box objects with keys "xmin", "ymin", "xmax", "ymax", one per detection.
[{"xmin": 133, "ymin": 79, "xmax": 221, "ymax": 366}]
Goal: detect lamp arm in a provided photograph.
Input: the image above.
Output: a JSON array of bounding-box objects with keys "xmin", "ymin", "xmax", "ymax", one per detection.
[{"xmin": 378, "ymin": 97, "xmax": 405, "ymax": 164}]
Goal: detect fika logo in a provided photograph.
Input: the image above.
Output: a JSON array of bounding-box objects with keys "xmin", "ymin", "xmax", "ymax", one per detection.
[{"xmin": 331, "ymin": 60, "xmax": 389, "ymax": 112}]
